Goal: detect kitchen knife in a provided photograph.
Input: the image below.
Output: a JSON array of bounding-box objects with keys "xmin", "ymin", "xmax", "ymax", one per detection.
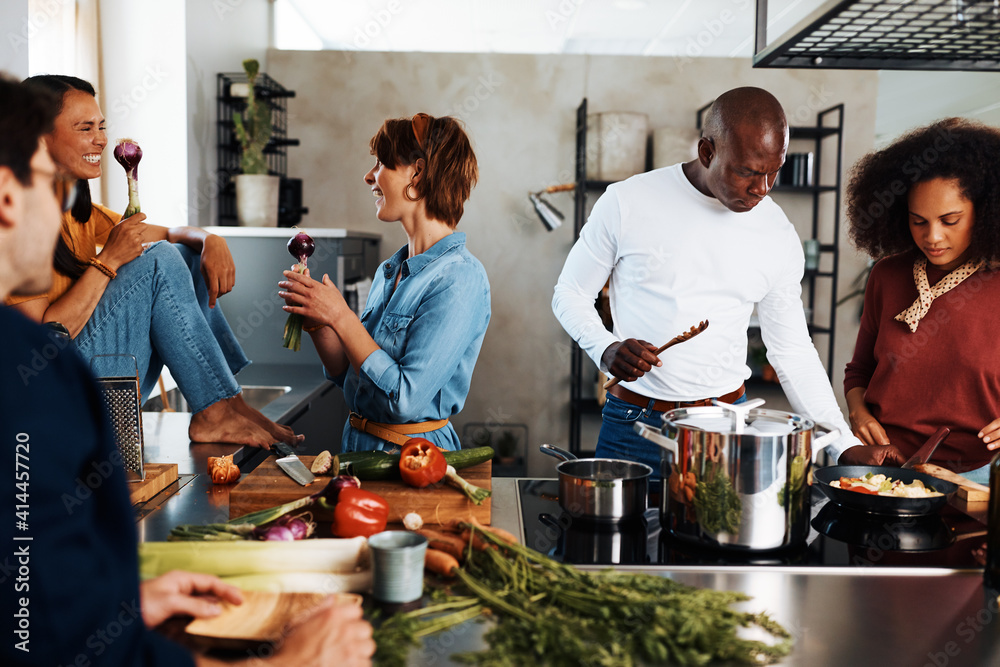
[
  {"xmin": 900, "ymin": 426, "xmax": 950, "ymax": 470},
  {"xmin": 271, "ymin": 443, "xmax": 315, "ymax": 486}
]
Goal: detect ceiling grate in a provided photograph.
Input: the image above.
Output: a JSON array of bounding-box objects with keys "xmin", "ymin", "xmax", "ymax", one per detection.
[{"xmin": 754, "ymin": 0, "xmax": 1000, "ymax": 70}]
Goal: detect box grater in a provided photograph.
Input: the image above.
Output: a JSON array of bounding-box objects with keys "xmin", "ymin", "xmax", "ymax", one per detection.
[{"xmin": 91, "ymin": 355, "xmax": 145, "ymax": 482}]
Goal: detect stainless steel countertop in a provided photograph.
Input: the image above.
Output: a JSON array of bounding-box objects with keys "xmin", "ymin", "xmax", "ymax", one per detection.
[
  {"xmin": 433, "ymin": 478, "xmax": 1000, "ymax": 667},
  {"xmin": 136, "ymin": 412, "xmax": 1000, "ymax": 666},
  {"xmin": 136, "ymin": 363, "xmax": 332, "ymax": 540}
]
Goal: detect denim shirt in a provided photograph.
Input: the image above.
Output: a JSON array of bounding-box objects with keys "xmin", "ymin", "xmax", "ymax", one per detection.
[{"xmin": 333, "ymin": 232, "xmax": 491, "ymax": 452}]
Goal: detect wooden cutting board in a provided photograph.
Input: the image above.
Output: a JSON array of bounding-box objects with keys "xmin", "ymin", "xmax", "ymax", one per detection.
[
  {"xmin": 129, "ymin": 463, "xmax": 178, "ymax": 505},
  {"xmin": 913, "ymin": 463, "xmax": 990, "ymax": 502},
  {"xmin": 229, "ymin": 456, "xmax": 492, "ymax": 525}
]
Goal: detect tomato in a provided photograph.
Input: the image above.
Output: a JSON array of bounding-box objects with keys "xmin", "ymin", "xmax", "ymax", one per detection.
[{"xmin": 399, "ymin": 437, "xmax": 448, "ymax": 488}]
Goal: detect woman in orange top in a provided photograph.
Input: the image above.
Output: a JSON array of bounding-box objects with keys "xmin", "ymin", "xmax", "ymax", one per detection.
[{"xmin": 10, "ymin": 75, "xmax": 300, "ymax": 448}]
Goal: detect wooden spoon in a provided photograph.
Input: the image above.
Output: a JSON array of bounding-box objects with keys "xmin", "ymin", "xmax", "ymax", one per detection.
[
  {"xmin": 913, "ymin": 463, "xmax": 990, "ymax": 502},
  {"xmin": 603, "ymin": 320, "xmax": 709, "ymax": 390}
]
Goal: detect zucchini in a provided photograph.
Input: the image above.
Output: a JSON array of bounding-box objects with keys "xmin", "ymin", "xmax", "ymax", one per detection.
[{"xmin": 338, "ymin": 446, "xmax": 495, "ymax": 481}]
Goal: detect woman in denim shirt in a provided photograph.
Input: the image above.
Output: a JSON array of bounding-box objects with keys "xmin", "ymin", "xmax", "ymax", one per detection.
[{"xmin": 280, "ymin": 114, "xmax": 491, "ymax": 452}]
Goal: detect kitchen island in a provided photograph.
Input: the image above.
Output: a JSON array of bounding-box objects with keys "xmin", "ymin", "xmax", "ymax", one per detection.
[{"xmin": 135, "ymin": 407, "xmax": 1000, "ymax": 667}]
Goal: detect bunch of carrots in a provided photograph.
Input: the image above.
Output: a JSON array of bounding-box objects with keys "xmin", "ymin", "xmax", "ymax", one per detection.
[{"xmin": 413, "ymin": 518, "xmax": 518, "ymax": 578}]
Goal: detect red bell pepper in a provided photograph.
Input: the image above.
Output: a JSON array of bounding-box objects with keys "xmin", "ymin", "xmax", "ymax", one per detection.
[
  {"xmin": 331, "ymin": 487, "xmax": 390, "ymax": 538},
  {"xmin": 399, "ymin": 438, "xmax": 447, "ymax": 488}
]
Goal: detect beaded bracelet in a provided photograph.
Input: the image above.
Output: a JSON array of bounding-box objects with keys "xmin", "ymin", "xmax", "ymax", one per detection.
[
  {"xmin": 303, "ymin": 323, "xmax": 325, "ymax": 333},
  {"xmin": 89, "ymin": 258, "xmax": 117, "ymax": 280}
]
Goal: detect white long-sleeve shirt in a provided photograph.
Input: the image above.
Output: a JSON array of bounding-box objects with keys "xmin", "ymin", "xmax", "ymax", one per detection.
[{"xmin": 552, "ymin": 164, "xmax": 860, "ymax": 461}]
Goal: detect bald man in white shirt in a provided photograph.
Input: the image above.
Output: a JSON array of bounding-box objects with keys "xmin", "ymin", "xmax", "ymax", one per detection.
[{"xmin": 553, "ymin": 86, "xmax": 861, "ymax": 475}]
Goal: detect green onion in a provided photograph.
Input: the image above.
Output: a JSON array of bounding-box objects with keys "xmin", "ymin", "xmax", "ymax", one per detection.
[{"xmin": 445, "ymin": 465, "xmax": 491, "ymax": 505}]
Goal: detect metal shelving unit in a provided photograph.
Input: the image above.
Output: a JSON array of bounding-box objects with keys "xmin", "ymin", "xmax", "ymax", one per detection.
[
  {"xmin": 216, "ymin": 72, "xmax": 304, "ymax": 226},
  {"xmin": 568, "ymin": 98, "xmax": 618, "ymax": 455}
]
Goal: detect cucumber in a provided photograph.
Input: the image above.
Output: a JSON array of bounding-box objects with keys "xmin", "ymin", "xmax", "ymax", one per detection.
[{"xmin": 337, "ymin": 446, "xmax": 495, "ymax": 481}]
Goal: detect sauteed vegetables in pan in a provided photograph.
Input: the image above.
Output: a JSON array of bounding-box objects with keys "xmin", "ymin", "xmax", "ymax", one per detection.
[{"xmin": 830, "ymin": 472, "xmax": 942, "ymax": 498}]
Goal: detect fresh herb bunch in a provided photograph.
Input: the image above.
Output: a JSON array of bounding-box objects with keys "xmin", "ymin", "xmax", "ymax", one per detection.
[
  {"xmin": 373, "ymin": 524, "xmax": 793, "ymax": 667},
  {"xmin": 693, "ymin": 468, "xmax": 743, "ymax": 535}
]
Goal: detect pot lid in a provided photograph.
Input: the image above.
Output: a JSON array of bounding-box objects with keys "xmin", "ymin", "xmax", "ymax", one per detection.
[
  {"xmin": 672, "ymin": 415, "xmax": 798, "ymax": 436},
  {"xmin": 664, "ymin": 402, "xmax": 814, "ymax": 436}
]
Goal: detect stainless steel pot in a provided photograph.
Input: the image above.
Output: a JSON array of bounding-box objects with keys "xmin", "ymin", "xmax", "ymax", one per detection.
[
  {"xmin": 635, "ymin": 398, "xmax": 840, "ymax": 551},
  {"xmin": 540, "ymin": 444, "xmax": 652, "ymax": 521}
]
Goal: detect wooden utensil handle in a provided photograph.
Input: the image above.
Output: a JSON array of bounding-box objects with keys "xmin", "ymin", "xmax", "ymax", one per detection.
[
  {"xmin": 602, "ymin": 337, "xmax": 684, "ymax": 390},
  {"xmin": 913, "ymin": 462, "xmax": 990, "ymax": 501}
]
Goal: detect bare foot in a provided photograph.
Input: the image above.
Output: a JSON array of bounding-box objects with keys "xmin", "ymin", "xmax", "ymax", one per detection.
[
  {"xmin": 189, "ymin": 396, "xmax": 283, "ymax": 447},
  {"xmin": 231, "ymin": 393, "xmax": 304, "ymax": 447}
]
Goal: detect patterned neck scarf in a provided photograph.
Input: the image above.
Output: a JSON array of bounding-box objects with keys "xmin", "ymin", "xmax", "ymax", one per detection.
[{"xmin": 894, "ymin": 256, "xmax": 984, "ymax": 333}]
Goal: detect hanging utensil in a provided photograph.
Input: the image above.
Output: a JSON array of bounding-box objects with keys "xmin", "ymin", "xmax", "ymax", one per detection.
[{"xmin": 603, "ymin": 320, "xmax": 709, "ymax": 390}]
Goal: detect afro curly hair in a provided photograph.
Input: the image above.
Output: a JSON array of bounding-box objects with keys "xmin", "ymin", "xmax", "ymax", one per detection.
[{"xmin": 846, "ymin": 117, "xmax": 1000, "ymax": 265}]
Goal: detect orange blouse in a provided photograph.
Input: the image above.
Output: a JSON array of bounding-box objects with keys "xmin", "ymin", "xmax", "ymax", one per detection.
[{"xmin": 6, "ymin": 204, "xmax": 120, "ymax": 306}]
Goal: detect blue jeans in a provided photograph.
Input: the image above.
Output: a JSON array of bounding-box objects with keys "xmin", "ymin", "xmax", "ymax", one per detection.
[
  {"xmin": 963, "ymin": 463, "xmax": 991, "ymax": 485},
  {"xmin": 73, "ymin": 242, "xmax": 249, "ymax": 413},
  {"xmin": 596, "ymin": 392, "xmax": 748, "ymax": 480}
]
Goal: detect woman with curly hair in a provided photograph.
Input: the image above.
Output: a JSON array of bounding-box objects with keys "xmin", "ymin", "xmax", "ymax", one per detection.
[{"xmin": 841, "ymin": 117, "xmax": 1000, "ymax": 481}]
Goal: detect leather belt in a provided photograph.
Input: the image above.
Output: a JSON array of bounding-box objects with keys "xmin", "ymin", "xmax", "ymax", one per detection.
[
  {"xmin": 606, "ymin": 383, "xmax": 746, "ymax": 413},
  {"xmin": 348, "ymin": 412, "xmax": 448, "ymax": 447}
]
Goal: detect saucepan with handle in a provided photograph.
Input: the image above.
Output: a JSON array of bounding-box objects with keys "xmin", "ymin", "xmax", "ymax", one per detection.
[{"xmin": 540, "ymin": 444, "xmax": 652, "ymax": 521}]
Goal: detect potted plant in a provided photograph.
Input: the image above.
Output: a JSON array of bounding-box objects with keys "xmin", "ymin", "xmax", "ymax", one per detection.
[{"xmin": 232, "ymin": 58, "xmax": 279, "ymax": 227}]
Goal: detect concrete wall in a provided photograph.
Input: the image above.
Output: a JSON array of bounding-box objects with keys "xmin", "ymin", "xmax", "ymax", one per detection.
[
  {"xmin": 1, "ymin": 0, "xmax": 29, "ymax": 77},
  {"xmin": 267, "ymin": 50, "xmax": 879, "ymax": 476},
  {"xmin": 185, "ymin": 0, "xmax": 272, "ymax": 228},
  {"xmin": 876, "ymin": 70, "xmax": 1000, "ymax": 143}
]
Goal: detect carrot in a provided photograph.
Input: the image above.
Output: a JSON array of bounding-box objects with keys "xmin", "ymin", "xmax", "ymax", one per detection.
[
  {"xmin": 461, "ymin": 518, "xmax": 520, "ymax": 546},
  {"xmin": 475, "ymin": 523, "xmax": 519, "ymax": 545},
  {"xmin": 460, "ymin": 529, "xmax": 492, "ymax": 551},
  {"xmin": 416, "ymin": 529, "xmax": 467, "ymax": 561},
  {"xmin": 424, "ymin": 548, "xmax": 459, "ymax": 578}
]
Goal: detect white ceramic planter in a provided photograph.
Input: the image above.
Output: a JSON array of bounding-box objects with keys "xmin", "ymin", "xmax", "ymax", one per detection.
[{"xmin": 235, "ymin": 174, "xmax": 280, "ymax": 227}]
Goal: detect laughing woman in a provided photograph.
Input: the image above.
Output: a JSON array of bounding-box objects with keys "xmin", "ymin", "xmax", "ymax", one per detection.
[
  {"xmin": 840, "ymin": 118, "xmax": 1000, "ymax": 482},
  {"xmin": 279, "ymin": 113, "xmax": 490, "ymax": 452},
  {"xmin": 9, "ymin": 75, "xmax": 301, "ymax": 448}
]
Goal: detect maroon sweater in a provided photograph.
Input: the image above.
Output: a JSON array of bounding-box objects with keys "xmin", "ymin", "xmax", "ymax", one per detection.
[{"xmin": 844, "ymin": 251, "xmax": 1000, "ymax": 472}]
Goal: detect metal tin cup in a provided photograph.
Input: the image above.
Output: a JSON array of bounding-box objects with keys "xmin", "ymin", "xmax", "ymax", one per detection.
[{"xmin": 368, "ymin": 531, "xmax": 428, "ymax": 604}]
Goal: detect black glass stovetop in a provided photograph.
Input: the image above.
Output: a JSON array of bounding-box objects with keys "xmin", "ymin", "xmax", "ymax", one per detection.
[{"xmin": 517, "ymin": 479, "xmax": 988, "ymax": 569}]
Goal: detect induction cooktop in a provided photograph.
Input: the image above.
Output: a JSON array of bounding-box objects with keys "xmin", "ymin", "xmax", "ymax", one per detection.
[{"xmin": 517, "ymin": 479, "xmax": 987, "ymax": 569}]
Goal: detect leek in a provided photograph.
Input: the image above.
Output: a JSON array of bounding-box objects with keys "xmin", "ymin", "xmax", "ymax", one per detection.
[
  {"xmin": 220, "ymin": 571, "xmax": 372, "ymax": 594},
  {"xmin": 138, "ymin": 537, "xmax": 369, "ymax": 580}
]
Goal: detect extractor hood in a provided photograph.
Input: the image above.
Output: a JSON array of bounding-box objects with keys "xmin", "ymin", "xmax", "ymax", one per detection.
[{"xmin": 754, "ymin": 0, "xmax": 1000, "ymax": 71}]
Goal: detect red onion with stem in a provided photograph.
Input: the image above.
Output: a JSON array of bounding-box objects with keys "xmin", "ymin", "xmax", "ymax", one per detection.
[
  {"xmin": 113, "ymin": 138, "xmax": 142, "ymax": 218},
  {"xmin": 282, "ymin": 231, "xmax": 316, "ymax": 351}
]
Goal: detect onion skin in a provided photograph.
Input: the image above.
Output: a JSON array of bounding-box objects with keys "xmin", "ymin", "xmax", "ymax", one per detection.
[
  {"xmin": 207, "ymin": 454, "xmax": 241, "ymax": 484},
  {"xmin": 287, "ymin": 232, "xmax": 315, "ymax": 263},
  {"xmin": 113, "ymin": 138, "xmax": 142, "ymax": 218},
  {"xmin": 262, "ymin": 525, "xmax": 295, "ymax": 541}
]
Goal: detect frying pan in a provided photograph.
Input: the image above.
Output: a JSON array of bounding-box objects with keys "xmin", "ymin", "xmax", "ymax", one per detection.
[{"xmin": 814, "ymin": 465, "xmax": 958, "ymax": 516}]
